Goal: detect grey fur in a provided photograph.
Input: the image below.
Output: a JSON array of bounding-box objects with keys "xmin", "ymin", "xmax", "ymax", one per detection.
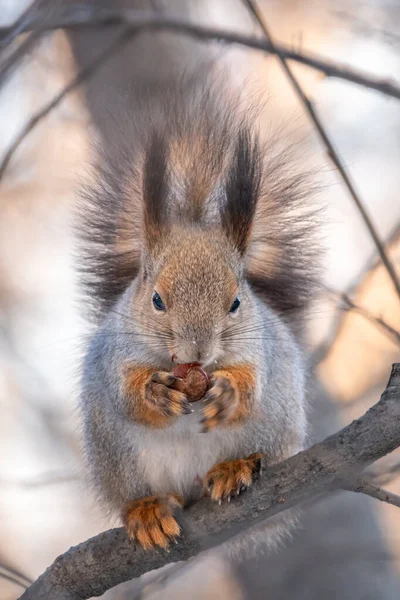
[{"xmin": 81, "ymin": 277, "xmax": 306, "ymax": 511}]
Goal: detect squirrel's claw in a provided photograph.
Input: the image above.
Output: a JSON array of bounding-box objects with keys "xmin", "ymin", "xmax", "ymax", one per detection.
[
  {"xmin": 146, "ymin": 371, "xmax": 191, "ymax": 417},
  {"xmin": 122, "ymin": 494, "xmax": 183, "ymax": 550},
  {"xmin": 200, "ymin": 374, "xmax": 238, "ymax": 431},
  {"xmin": 204, "ymin": 453, "xmax": 264, "ymax": 503}
]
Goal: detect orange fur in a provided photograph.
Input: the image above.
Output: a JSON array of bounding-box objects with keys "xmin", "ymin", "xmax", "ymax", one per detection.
[
  {"xmin": 123, "ymin": 494, "xmax": 183, "ymax": 549},
  {"xmin": 123, "ymin": 365, "xmax": 188, "ymax": 428},
  {"xmin": 205, "ymin": 453, "xmax": 264, "ymax": 502},
  {"xmin": 201, "ymin": 364, "xmax": 256, "ymax": 431}
]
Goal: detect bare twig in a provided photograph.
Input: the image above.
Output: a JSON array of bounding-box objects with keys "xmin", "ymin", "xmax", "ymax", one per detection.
[
  {"xmin": 347, "ymin": 479, "xmax": 400, "ymax": 509},
  {"xmin": 327, "ymin": 287, "xmax": 400, "ymax": 345},
  {"xmin": 2, "ymin": 4, "xmax": 399, "ymax": 294},
  {"xmin": 0, "ymin": 1, "xmax": 47, "ymax": 89},
  {"xmin": 243, "ymin": 0, "xmax": 400, "ymax": 301},
  {"xmin": 0, "ymin": 27, "xmax": 135, "ymax": 182},
  {"xmin": 0, "ymin": 572, "xmax": 27, "ymax": 590},
  {"xmin": 0, "ymin": 8, "xmax": 400, "ymax": 100},
  {"xmin": 0, "ymin": 0, "xmax": 44, "ymax": 49},
  {"xmin": 18, "ymin": 364, "xmax": 400, "ymax": 600},
  {"xmin": 334, "ymin": 9, "xmax": 400, "ymax": 47},
  {"xmin": 0, "ymin": 0, "xmax": 66, "ymax": 89},
  {"xmin": 0, "ymin": 564, "xmax": 32, "ymax": 590},
  {"xmin": 0, "ymin": 31, "xmax": 42, "ymax": 90}
]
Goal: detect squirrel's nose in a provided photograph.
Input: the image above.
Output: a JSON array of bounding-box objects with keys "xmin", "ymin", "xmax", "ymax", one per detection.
[
  {"xmin": 174, "ymin": 333, "xmax": 214, "ymax": 365},
  {"xmin": 193, "ymin": 340, "xmax": 211, "ymax": 363},
  {"xmin": 182, "ymin": 339, "xmax": 211, "ymax": 364}
]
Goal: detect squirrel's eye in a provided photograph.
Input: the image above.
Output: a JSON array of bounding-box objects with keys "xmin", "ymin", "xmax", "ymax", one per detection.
[
  {"xmin": 229, "ymin": 296, "xmax": 240, "ymax": 314},
  {"xmin": 152, "ymin": 291, "xmax": 166, "ymax": 311}
]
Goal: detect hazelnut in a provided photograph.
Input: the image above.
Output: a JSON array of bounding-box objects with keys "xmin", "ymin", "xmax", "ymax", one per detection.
[{"xmin": 171, "ymin": 363, "xmax": 209, "ymax": 402}]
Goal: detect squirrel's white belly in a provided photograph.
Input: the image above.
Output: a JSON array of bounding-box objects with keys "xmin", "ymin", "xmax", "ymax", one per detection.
[{"xmin": 137, "ymin": 407, "xmax": 239, "ymax": 498}]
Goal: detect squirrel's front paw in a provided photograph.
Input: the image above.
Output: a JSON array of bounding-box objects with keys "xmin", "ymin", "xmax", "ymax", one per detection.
[
  {"xmin": 200, "ymin": 374, "xmax": 239, "ymax": 432},
  {"xmin": 145, "ymin": 371, "xmax": 192, "ymax": 417},
  {"xmin": 123, "ymin": 494, "xmax": 183, "ymax": 550},
  {"xmin": 205, "ymin": 453, "xmax": 264, "ymax": 503}
]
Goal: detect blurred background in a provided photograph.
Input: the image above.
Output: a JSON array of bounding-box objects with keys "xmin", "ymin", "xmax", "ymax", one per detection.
[{"xmin": 0, "ymin": 1, "xmax": 400, "ymax": 598}]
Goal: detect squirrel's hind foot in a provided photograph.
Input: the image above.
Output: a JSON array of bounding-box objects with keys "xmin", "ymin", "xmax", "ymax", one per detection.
[
  {"xmin": 205, "ymin": 453, "xmax": 264, "ymax": 504},
  {"xmin": 122, "ymin": 494, "xmax": 183, "ymax": 550}
]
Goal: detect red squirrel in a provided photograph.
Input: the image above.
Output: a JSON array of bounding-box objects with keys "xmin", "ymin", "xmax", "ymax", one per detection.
[{"xmin": 77, "ymin": 79, "xmax": 319, "ymax": 550}]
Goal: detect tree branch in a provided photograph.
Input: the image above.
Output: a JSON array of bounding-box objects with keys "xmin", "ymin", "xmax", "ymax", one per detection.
[
  {"xmin": 348, "ymin": 479, "xmax": 400, "ymax": 508},
  {"xmin": 243, "ymin": 0, "xmax": 400, "ymax": 301},
  {"xmin": 0, "ymin": 7, "xmax": 400, "ymax": 100},
  {"xmin": 0, "ymin": 27, "xmax": 135, "ymax": 182},
  {"xmin": 0, "ymin": 32, "xmax": 42, "ymax": 88},
  {"xmin": 0, "ymin": 0, "xmax": 44, "ymax": 49},
  {"xmin": 18, "ymin": 363, "xmax": 400, "ymax": 600},
  {"xmin": 327, "ymin": 287, "xmax": 400, "ymax": 345},
  {"xmin": 0, "ymin": 564, "xmax": 32, "ymax": 591}
]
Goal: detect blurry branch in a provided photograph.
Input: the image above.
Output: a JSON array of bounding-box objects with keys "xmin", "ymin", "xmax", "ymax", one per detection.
[
  {"xmin": 0, "ymin": 31, "xmax": 42, "ymax": 89},
  {"xmin": 346, "ymin": 479, "xmax": 400, "ymax": 509},
  {"xmin": 243, "ymin": 0, "xmax": 400, "ymax": 301},
  {"xmin": 0, "ymin": 0, "xmax": 61, "ymax": 88},
  {"xmin": 0, "ymin": 1, "xmax": 47, "ymax": 89},
  {"xmin": 1, "ymin": 5, "xmax": 399, "ymax": 297},
  {"xmin": 0, "ymin": 27, "xmax": 135, "ymax": 182},
  {"xmin": 0, "ymin": 564, "xmax": 32, "ymax": 591},
  {"xmin": 327, "ymin": 287, "xmax": 400, "ymax": 345},
  {"xmin": 0, "ymin": 0, "xmax": 44, "ymax": 49},
  {"xmin": 334, "ymin": 10, "xmax": 400, "ymax": 47},
  {"xmin": 0, "ymin": 471, "xmax": 79, "ymax": 488},
  {"xmin": 0, "ymin": 7, "xmax": 400, "ymax": 99},
  {"xmin": 19, "ymin": 364, "xmax": 400, "ymax": 600}
]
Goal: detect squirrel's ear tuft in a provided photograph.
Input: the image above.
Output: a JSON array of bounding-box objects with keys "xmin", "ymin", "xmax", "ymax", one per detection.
[
  {"xmin": 142, "ymin": 132, "xmax": 169, "ymax": 251},
  {"xmin": 221, "ymin": 128, "xmax": 261, "ymax": 255}
]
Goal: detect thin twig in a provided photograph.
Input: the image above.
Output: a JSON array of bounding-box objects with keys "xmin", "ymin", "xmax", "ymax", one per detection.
[
  {"xmin": 0, "ymin": 572, "xmax": 28, "ymax": 590},
  {"xmin": 0, "ymin": 27, "xmax": 135, "ymax": 182},
  {"xmin": 348, "ymin": 479, "xmax": 400, "ymax": 509},
  {"xmin": 0, "ymin": 0, "xmax": 66, "ymax": 89},
  {"xmin": 0, "ymin": 564, "xmax": 32, "ymax": 590},
  {"xmin": 0, "ymin": 0, "xmax": 43, "ymax": 49},
  {"xmin": 243, "ymin": 0, "xmax": 400, "ymax": 302},
  {"xmin": 334, "ymin": 9, "xmax": 400, "ymax": 47},
  {"xmin": 0, "ymin": 30, "xmax": 42, "ymax": 90},
  {"xmin": 326, "ymin": 287, "xmax": 400, "ymax": 345},
  {"xmin": 0, "ymin": 8, "xmax": 400, "ymax": 100},
  {"xmin": 2, "ymin": 6, "xmax": 400, "ymax": 194},
  {"xmin": 0, "ymin": 471, "xmax": 78, "ymax": 487},
  {"xmin": 18, "ymin": 364, "xmax": 400, "ymax": 600}
]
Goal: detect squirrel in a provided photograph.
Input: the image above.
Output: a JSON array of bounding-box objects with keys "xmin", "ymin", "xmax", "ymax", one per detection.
[{"xmin": 77, "ymin": 77, "xmax": 319, "ymax": 551}]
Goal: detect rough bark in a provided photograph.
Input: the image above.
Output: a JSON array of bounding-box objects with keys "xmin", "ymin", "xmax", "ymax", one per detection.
[{"xmin": 19, "ymin": 364, "xmax": 400, "ymax": 600}]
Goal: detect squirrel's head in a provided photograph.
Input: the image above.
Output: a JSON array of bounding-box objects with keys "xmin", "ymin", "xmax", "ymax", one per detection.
[
  {"xmin": 133, "ymin": 129, "xmax": 261, "ymax": 366},
  {"xmin": 80, "ymin": 82, "xmax": 319, "ymax": 329}
]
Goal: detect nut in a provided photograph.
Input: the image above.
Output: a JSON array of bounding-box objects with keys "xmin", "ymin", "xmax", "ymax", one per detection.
[{"xmin": 171, "ymin": 363, "xmax": 210, "ymax": 402}]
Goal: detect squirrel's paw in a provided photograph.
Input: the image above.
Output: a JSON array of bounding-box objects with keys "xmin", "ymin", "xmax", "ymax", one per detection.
[
  {"xmin": 200, "ymin": 374, "xmax": 239, "ymax": 431},
  {"xmin": 145, "ymin": 371, "xmax": 192, "ymax": 417},
  {"xmin": 205, "ymin": 453, "xmax": 264, "ymax": 503},
  {"xmin": 122, "ymin": 494, "xmax": 183, "ymax": 550}
]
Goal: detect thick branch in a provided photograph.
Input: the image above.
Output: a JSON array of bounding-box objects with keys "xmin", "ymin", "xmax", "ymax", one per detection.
[
  {"xmin": 1, "ymin": 8, "xmax": 400, "ymax": 100},
  {"xmin": 19, "ymin": 364, "xmax": 400, "ymax": 600}
]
